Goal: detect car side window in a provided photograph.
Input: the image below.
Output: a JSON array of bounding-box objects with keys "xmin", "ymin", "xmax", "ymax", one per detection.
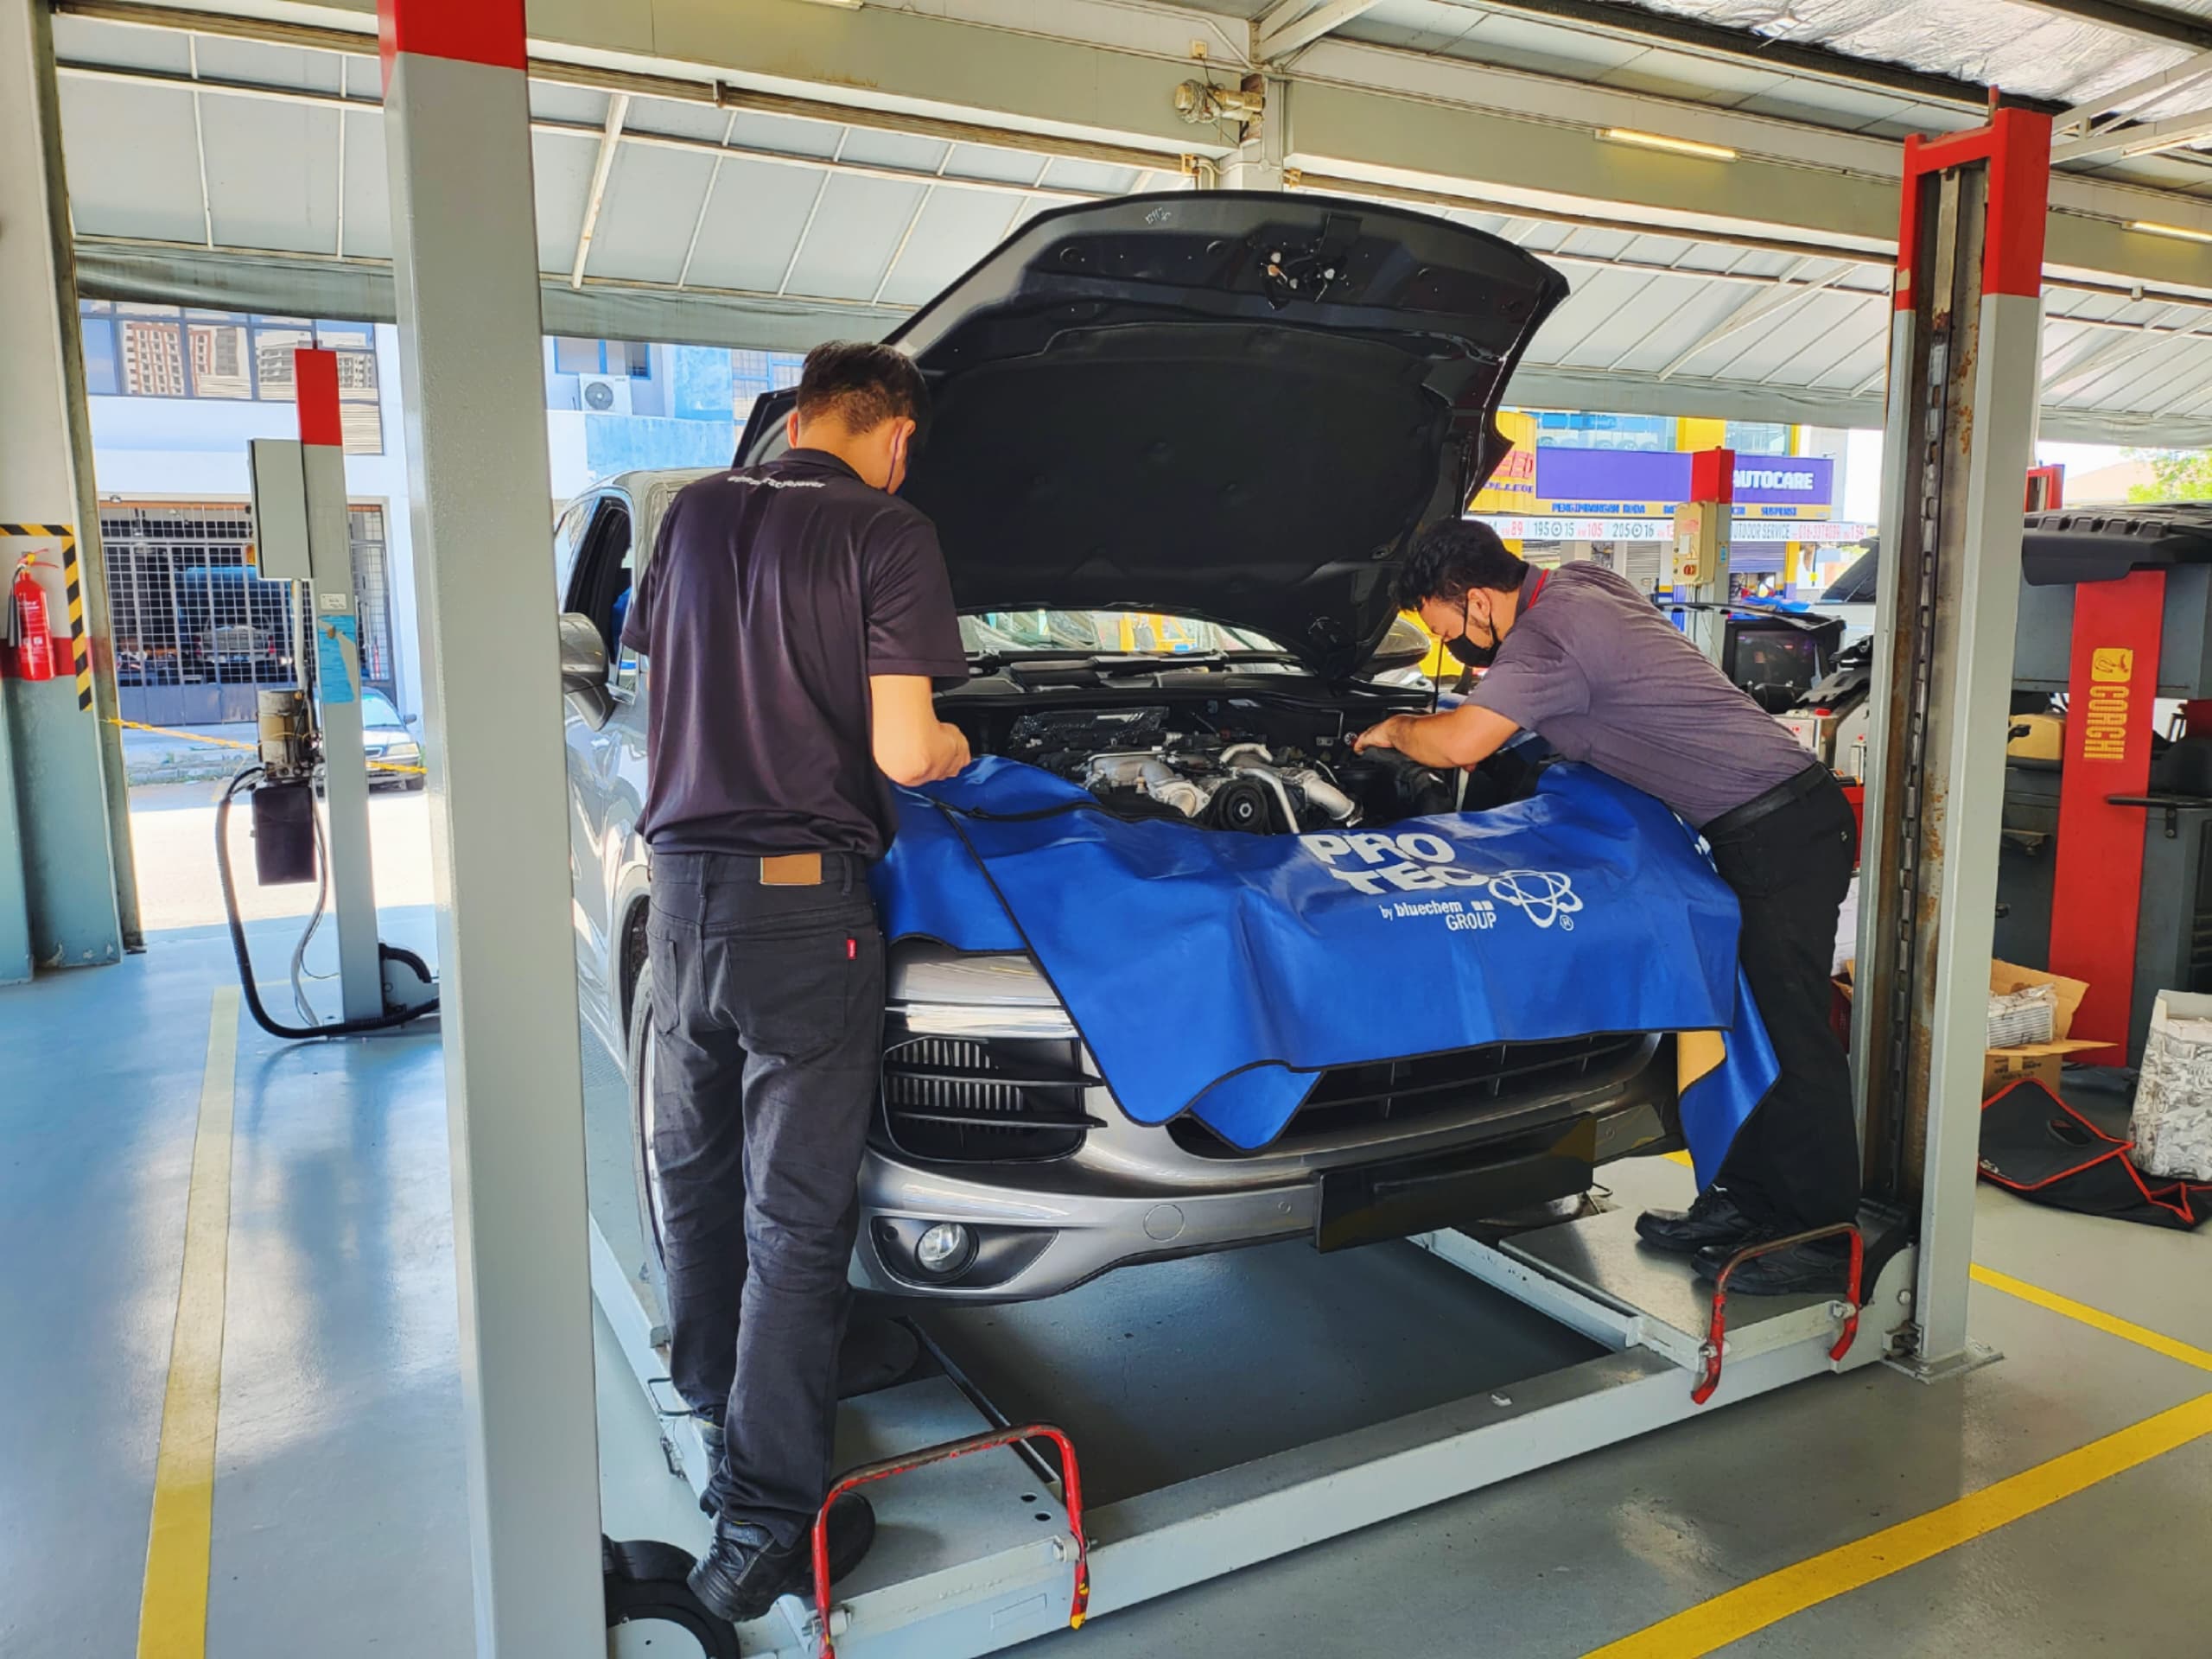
[
  {"xmin": 608, "ymin": 533, "xmax": 643, "ymax": 701},
  {"xmin": 551, "ymin": 498, "xmax": 592, "ymax": 603}
]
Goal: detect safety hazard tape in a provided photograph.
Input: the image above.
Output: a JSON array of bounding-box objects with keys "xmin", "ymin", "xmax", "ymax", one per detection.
[
  {"xmin": 0, "ymin": 523, "xmax": 92, "ymax": 713},
  {"xmin": 110, "ymin": 715, "xmax": 428, "ymax": 777}
]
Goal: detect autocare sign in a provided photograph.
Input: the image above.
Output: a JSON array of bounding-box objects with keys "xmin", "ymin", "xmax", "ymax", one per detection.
[{"xmin": 1530, "ymin": 449, "xmax": 1834, "ymax": 519}]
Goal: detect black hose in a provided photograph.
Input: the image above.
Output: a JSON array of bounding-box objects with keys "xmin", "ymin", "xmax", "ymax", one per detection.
[{"xmin": 217, "ymin": 764, "xmax": 441, "ymax": 1039}]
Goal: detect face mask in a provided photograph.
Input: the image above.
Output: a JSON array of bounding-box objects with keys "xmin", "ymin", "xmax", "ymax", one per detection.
[
  {"xmin": 1445, "ymin": 633, "xmax": 1497, "ymax": 670},
  {"xmin": 1444, "ymin": 591, "xmax": 1497, "ymax": 670}
]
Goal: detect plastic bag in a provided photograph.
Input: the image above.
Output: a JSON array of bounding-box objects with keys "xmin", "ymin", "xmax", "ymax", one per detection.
[
  {"xmin": 2130, "ymin": 992, "xmax": 2212, "ymax": 1182},
  {"xmin": 1988, "ymin": 982, "xmax": 2056, "ymax": 1051}
]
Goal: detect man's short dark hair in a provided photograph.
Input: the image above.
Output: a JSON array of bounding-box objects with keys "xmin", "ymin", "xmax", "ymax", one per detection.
[
  {"xmin": 1395, "ymin": 518, "xmax": 1529, "ymax": 610},
  {"xmin": 795, "ymin": 340, "xmax": 928, "ymax": 433}
]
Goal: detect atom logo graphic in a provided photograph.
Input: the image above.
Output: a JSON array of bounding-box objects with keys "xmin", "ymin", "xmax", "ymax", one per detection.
[{"xmin": 1487, "ymin": 870, "xmax": 1583, "ymax": 930}]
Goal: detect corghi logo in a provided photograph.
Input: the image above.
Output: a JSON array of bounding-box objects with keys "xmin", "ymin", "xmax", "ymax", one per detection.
[
  {"xmin": 1299, "ymin": 832, "xmax": 1583, "ymax": 929},
  {"xmin": 2083, "ymin": 646, "xmax": 2136, "ymax": 761}
]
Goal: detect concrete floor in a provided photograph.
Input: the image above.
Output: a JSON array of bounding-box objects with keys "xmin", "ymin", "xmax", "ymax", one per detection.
[{"xmin": 6, "ymin": 906, "xmax": 2210, "ymax": 1656}]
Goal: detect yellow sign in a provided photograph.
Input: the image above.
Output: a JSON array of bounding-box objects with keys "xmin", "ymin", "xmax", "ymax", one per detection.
[
  {"xmin": 1470, "ymin": 410, "xmax": 1538, "ymax": 512},
  {"xmin": 2082, "ymin": 646, "xmax": 2134, "ymax": 760}
]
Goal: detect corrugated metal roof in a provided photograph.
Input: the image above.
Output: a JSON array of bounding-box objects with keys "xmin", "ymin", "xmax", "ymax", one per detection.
[{"xmin": 46, "ymin": 6, "xmax": 2212, "ymax": 442}]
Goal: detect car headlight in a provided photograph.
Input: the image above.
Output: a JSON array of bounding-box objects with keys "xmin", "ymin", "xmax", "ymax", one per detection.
[{"xmin": 384, "ymin": 742, "xmax": 422, "ymax": 764}]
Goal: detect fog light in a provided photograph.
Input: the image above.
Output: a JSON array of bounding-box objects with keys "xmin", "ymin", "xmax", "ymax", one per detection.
[{"xmin": 914, "ymin": 1222, "xmax": 976, "ymax": 1278}]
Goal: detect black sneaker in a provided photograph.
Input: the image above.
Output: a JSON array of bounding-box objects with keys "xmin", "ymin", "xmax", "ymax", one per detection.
[
  {"xmin": 1635, "ymin": 1185, "xmax": 1759, "ymax": 1256},
  {"xmin": 1692, "ymin": 1235, "xmax": 1852, "ymax": 1296},
  {"xmin": 688, "ymin": 1492, "xmax": 877, "ymax": 1626}
]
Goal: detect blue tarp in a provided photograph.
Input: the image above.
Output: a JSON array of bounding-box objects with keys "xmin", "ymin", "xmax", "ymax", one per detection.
[{"xmin": 874, "ymin": 757, "xmax": 1777, "ymax": 1184}]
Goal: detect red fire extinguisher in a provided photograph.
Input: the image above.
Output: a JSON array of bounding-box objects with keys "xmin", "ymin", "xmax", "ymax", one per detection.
[{"xmin": 8, "ymin": 556, "xmax": 57, "ymax": 682}]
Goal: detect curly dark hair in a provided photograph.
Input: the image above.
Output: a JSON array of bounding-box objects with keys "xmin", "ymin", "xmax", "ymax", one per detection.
[
  {"xmin": 1393, "ymin": 518, "xmax": 1529, "ymax": 610},
  {"xmin": 794, "ymin": 340, "xmax": 928, "ymax": 433}
]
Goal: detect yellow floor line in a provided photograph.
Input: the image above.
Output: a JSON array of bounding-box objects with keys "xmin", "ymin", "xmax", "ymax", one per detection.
[
  {"xmin": 1584, "ymin": 1389, "xmax": 2212, "ymax": 1658},
  {"xmin": 1599, "ymin": 1160, "xmax": 2212, "ymax": 1656},
  {"xmin": 1969, "ymin": 1263, "xmax": 2212, "ymax": 1374},
  {"xmin": 137, "ymin": 987, "xmax": 239, "ymax": 1659}
]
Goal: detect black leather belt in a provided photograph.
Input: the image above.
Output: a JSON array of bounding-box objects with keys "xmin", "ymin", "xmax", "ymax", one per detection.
[{"xmin": 1700, "ymin": 762, "xmax": 1834, "ymax": 841}]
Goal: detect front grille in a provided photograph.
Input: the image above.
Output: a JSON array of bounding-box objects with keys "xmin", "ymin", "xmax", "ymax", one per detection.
[
  {"xmin": 879, "ymin": 1035, "xmax": 1102, "ymax": 1164},
  {"xmin": 1169, "ymin": 1033, "xmax": 1652, "ymax": 1157}
]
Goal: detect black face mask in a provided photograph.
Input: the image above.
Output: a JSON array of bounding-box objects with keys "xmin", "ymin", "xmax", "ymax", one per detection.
[
  {"xmin": 1445, "ymin": 633, "xmax": 1497, "ymax": 670},
  {"xmin": 1445, "ymin": 592, "xmax": 1497, "ymax": 669}
]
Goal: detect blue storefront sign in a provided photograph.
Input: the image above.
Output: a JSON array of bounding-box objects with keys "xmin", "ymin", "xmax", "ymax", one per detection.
[{"xmin": 1531, "ymin": 449, "xmax": 1834, "ymax": 520}]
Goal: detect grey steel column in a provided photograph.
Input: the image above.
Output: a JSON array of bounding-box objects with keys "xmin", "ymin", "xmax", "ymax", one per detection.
[
  {"xmin": 1854, "ymin": 112, "xmax": 2050, "ymax": 1376},
  {"xmin": 296, "ymin": 349, "xmax": 385, "ymax": 1023},
  {"xmin": 0, "ymin": 0, "xmax": 123, "ymax": 974},
  {"xmin": 379, "ymin": 3, "xmax": 603, "ymax": 1653}
]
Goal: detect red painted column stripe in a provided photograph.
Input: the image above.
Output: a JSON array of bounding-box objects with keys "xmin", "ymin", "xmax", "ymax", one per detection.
[
  {"xmin": 1892, "ymin": 108, "xmax": 2052, "ymax": 309},
  {"xmin": 294, "ymin": 348, "xmax": 343, "ymax": 449},
  {"xmin": 378, "ymin": 0, "xmax": 527, "ymax": 91},
  {"xmin": 2047, "ymin": 569, "xmax": 2166, "ymax": 1052}
]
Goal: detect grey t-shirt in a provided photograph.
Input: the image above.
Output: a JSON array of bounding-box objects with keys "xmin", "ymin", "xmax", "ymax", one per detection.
[{"xmin": 1466, "ymin": 563, "xmax": 1815, "ymax": 827}]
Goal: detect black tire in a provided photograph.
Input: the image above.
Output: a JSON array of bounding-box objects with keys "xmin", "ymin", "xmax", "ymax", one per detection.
[
  {"xmin": 602, "ymin": 1535, "xmax": 739, "ymax": 1656},
  {"xmin": 626, "ymin": 957, "xmax": 672, "ymax": 1311},
  {"xmin": 404, "ymin": 773, "xmax": 425, "ymax": 792}
]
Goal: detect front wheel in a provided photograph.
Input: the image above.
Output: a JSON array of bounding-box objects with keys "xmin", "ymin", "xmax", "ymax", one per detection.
[{"xmin": 626, "ymin": 958, "xmax": 672, "ymax": 1311}]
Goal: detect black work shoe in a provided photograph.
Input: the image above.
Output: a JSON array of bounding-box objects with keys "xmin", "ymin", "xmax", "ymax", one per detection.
[
  {"xmin": 1692, "ymin": 1235, "xmax": 1852, "ymax": 1296},
  {"xmin": 1635, "ymin": 1186, "xmax": 1759, "ymax": 1256},
  {"xmin": 687, "ymin": 1492, "xmax": 877, "ymax": 1626},
  {"xmin": 695, "ymin": 1415, "xmax": 727, "ymax": 1519}
]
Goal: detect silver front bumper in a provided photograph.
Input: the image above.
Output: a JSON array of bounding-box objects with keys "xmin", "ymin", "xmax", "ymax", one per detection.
[{"xmin": 855, "ymin": 944, "xmax": 1675, "ymax": 1301}]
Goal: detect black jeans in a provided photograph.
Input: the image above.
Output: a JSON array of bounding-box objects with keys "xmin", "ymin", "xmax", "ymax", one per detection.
[
  {"xmin": 645, "ymin": 851, "xmax": 884, "ymax": 1547},
  {"xmin": 1704, "ymin": 774, "xmax": 1862, "ymax": 1231}
]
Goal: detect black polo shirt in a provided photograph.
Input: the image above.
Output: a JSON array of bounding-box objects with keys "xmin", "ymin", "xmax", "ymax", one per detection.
[{"xmin": 622, "ymin": 449, "xmax": 968, "ymax": 859}]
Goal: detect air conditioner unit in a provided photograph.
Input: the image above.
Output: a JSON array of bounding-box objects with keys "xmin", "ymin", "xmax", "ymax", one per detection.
[{"xmin": 578, "ymin": 373, "xmax": 632, "ymax": 416}]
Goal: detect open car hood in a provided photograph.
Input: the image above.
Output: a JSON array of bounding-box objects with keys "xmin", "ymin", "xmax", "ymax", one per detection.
[{"xmin": 736, "ymin": 192, "xmax": 1568, "ymax": 681}]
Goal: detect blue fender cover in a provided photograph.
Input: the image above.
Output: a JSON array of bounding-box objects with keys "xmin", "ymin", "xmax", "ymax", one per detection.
[{"xmin": 874, "ymin": 756, "xmax": 1777, "ymax": 1185}]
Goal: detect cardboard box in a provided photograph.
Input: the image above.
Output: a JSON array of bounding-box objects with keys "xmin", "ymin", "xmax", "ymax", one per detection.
[{"xmin": 1832, "ymin": 960, "xmax": 2112, "ymax": 1099}]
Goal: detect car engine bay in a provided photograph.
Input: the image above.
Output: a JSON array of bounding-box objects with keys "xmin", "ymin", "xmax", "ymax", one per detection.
[{"xmin": 946, "ymin": 695, "xmax": 1528, "ymax": 833}]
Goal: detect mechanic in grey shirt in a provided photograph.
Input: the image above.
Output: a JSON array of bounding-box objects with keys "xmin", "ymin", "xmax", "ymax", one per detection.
[{"xmin": 1356, "ymin": 518, "xmax": 1859, "ymax": 1295}]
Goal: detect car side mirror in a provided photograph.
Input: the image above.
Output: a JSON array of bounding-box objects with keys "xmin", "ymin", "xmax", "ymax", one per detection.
[
  {"xmin": 1366, "ymin": 614, "xmax": 1434, "ymax": 675},
  {"xmin": 404, "ymin": 713, "xmax": 420, "ymax": 727},
  {"xmin": 558, "ymin": 612, "xmax": 608, "ymax": 693}
]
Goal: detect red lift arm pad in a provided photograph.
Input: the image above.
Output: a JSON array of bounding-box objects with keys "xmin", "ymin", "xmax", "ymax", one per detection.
[
  {"xmin": 1688, "ymin": 447, "xmax": 1735, "ymax": 505},
  {"xmin": 378, "ymin": 0, "xmax": 526, "ymax": 89},
  {"xmin": 1894, "ymin": 107, "xmax": 2052, "ymax": 310}
]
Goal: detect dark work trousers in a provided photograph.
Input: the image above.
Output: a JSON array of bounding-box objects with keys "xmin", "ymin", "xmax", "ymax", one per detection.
[
  {"xmin": 1702, "ymin": 773, "xmax": 1863, "ymax": 1231},
  {"xmin": 645, "ymin": 850, "xmax": 884, "ymax": 1548}
]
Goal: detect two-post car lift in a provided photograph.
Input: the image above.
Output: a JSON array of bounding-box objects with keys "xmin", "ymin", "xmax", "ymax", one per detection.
[{"xmin": 594, "ymin": 109, "xmax": 2056, "ymax": 1659}]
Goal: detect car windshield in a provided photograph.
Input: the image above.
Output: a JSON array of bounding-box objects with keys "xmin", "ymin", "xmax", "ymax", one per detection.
[
  {"xmin": 959, "ymin": 611, "xmax": 1284, "ymax": 657},
  {"xmin": 360, "ymin": 690, "xmax": 404, "ymax": 728}
]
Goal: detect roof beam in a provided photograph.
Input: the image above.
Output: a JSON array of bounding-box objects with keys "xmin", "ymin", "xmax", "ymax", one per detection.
[
  {"xmin": 2053, "ymin": 46, "xmax": 2212, "ymax": 137},
  {"xmin": 2056, "ymin": 104, "xmax": 2212, "ymax": 164},
  {"xmin": 569, "ymin": 92, "xmax": 629, "ymax": 290},
  {"xmin": 1656, "ymin": 261, "xmax": 1854, "ymax": 380},
  {"xmin": 1453, "ymin": 0, "xmax": 2051, "ymax": 114},
  {"xmin": 1256, "ymin": 0, "xmax": 1386, "ymax": 62},
  {"xmin": 2009, "ymin": 0, "xmax": 2212, "ymax": 53},
  {"xmin": 55, "ymin": 0, "xmax": 2212, "ymax": 292}
]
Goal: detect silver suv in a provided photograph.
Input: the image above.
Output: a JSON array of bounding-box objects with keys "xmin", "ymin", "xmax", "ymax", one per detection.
[{"xmin": 558, "ymin": 194, "xmax": 1685, "ymax": 1303}]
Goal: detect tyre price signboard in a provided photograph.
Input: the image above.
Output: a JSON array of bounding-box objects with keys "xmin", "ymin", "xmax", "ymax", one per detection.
[{"xmin": 1472, "ymin": 517, "xmax": 1873, "ymax": 543}]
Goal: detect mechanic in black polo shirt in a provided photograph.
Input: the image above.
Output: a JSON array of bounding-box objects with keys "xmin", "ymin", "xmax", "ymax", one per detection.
[{"xmin": 620, "ymin": 341, "xmax": 970, "ymax": 1623}]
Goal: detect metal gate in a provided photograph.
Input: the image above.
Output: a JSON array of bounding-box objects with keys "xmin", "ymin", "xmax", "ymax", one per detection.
[{"xmin": 100, "ymin": 501, "xmax": 397, "ymax": 727}]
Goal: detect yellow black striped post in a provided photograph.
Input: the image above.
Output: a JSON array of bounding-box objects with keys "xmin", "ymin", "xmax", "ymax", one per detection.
[{"xmin": 0, "ymin": 523, "xmax": 90, "ymax": 711}]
